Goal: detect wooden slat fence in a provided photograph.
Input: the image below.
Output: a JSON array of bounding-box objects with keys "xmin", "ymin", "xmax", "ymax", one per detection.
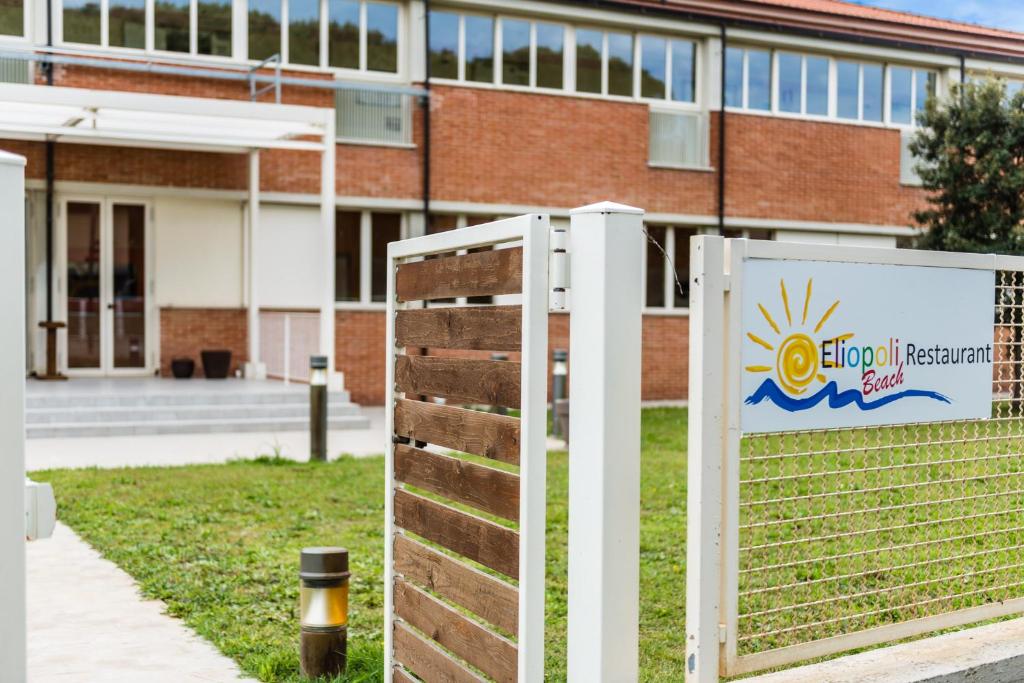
[{"xmin": 385, "ymin": 217, "xmax": 548, "ymax": 683}]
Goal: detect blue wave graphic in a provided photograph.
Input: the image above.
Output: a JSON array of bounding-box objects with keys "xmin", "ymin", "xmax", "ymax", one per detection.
[{"xmin": 745, "ymin": 379, "xmax": 950, "ymax": 412}]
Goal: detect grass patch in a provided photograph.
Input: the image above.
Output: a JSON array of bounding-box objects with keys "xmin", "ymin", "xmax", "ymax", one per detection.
[
  {"xmin": 33, "ymin": 409, "xmax": 686, "ymax": 682},
  {"xmin": 36, "ymin": 407, "xmax": 1016, "ymax": 680}
]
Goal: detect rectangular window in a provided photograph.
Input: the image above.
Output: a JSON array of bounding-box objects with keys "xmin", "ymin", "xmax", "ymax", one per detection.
[
  {"xmin": 670, "ymin": 39, "xmax": 695, "ymax": 103},
  {"xmin": 640, "ymin": 36, "xmax": 667, "ymax": 99},
  {"xmin": 464, "ymin": 15, "xmax": 493, "ymax": 83},
  {"xmin": 109, "ymin": 0, "xmax": 145, "ymax": 48},
  {"xmin": 575, "ymin": 28, "xmax": 602, "ymax": 94},
  {"xmin": 725, "ymin": 47, "xmax": 743, "ymax": 107},
  {"xmin": 365, "ymin": 2, "xmax": 397, "ymax": 72},
  {"xmin": 428, "ymin": 10, "xmax": 458, "ymax": 79},
  {"xmin": 370, "ymin": 213, "xmax": 400, "ymax": 302},
  {"xmin": 806, "ymin": 56, "xmax": 829, "ymax": 116},
  {"xmin": 726, "ymin": 47, "xmax": 770, "ymax": 111},
  {"xmin": 649, "ymin": 109, "xmax": 705, "ymax": 168},
  {"xmin": 326, "ymin": 0, "xmax": 398, "ymax": 72},
  {"xmin": 248, "ymin": 0, "xmax": 281, "ymax": 61},
  {"xmin": 837, "ymin": 60, "xmax": 859, "ymax": 119},
  {"xmin": 288, "ymin": 0, "xmax": 320, "ymax": 66},
  {"xmin": 0, "ymin": 0, "xmax": 23, "ymax": 36},
  {"xmin": 328, "ymin": 0, "xmax": 359, "ymax": 69},
  {"xmin": 915, "ymin": 69, "xmax": 935, "ymax": 114},
  {"xmin": 644, "ymin": 225, "xmax": 697, "ymax": 310},
  {"xmin": 837, "ymin": 60, "xmax": 884, "ymax": 123},
  {"xmin": 535, "ymin": 22, "xmax": 563, "ymax": 89},
  {"xmin": 154, "ymin": 0, "xmax": 190, "ymax": 52},
  {"xmin": 606, "ymin": 31, "xmax": 633, "ymax": 96},
  {"xmin": 747, "ymin": 49, "xmax": 771, "ymax": 110},
  {"xmin": 890, "ymin": 66, "xmax": 913, "ymax": 125},
  {"xmin": 862, "ymin": 63, "xmax": 883, "ymax": 122},
  {"xmin": 197, "ymin": 0, "xmax": 232, "ymax": 56},
  {"xmin": 502, "ymin": 18, "xmax": 530, "ymax": 86},
  {"xmin": 335, "ymin": 211, "xmax": 361, "ymax": 303},
  {"xmin": 778, "ymin": 52, "xmax": 801, "ymax": 113},
  {"xmin": 63, "ymin": 0, "xmax": 101, "ymax": 44},
  {"xmin": 645, "ymin": 225, "xmax": 666, "ymax": 308}
]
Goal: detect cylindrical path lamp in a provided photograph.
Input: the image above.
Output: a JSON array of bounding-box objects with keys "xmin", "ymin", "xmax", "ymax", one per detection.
[{"xmin": 299, "ymin": 547, "xmax": 350, "ymax": 678}]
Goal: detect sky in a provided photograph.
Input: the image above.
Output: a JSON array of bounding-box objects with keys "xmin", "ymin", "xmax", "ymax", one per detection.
[{"xmin": 852, "ymin": 0, "xmax": 1024, "ymax": 33}]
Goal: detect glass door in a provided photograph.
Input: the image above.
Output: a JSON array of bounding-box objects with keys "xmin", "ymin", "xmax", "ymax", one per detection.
[
  {"xmin": 63, "ymin": 199, "xmax": 149, "ymax": 374},
  {"xmin": 111, "ymin": 204, "xmax": 147, "ymax": 369},
  {"xmin": 66, "ymin": 201, "xmax": 103, "ymax": 370}
]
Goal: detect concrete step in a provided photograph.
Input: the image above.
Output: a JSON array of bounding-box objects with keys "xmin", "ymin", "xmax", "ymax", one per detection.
[
  {"xmin": 25, "ymin": 402, "xmax": 363, "ymax": 424},
  {"xmin": 26, "ymin": 388, "xmax": 350, "ymax": 409},
  {"xmin": 27, "ymin": 414, "xmax": 372, "ymax": 439}
]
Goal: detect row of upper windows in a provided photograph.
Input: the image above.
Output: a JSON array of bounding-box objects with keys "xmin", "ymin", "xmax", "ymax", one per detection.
[
  {"xmin": 427, "ymin": 10, "xmax": 698, "ymax": 103},
  {"xmin": 0, "ymin": 0, "xmax": 971, "ymax": 128},
  {"xmin": 726, "ymin": 46, "xmax": 937, "ymax": 127}
]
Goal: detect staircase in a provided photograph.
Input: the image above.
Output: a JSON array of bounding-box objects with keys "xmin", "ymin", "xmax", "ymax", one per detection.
[{"xmin": 25, "ymin": 379, "xmax": 371, "ymax": 438}]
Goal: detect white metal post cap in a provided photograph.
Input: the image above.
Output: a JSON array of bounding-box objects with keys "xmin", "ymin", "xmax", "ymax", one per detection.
[
  {"xmin": 570, "ymin": 201, "xmax": 645, "ymax": 216},
  {"xmin": 0, "ymin": 149, "xmax": 26, "ymax": 167}
]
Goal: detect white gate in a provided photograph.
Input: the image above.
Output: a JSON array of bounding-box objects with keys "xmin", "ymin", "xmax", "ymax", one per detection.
[
  {"xmin": 686, "ymin": 236, "xmax": 1024, "ymax": 680},
  {"xmin": 259, "ymin": 310, "xmax": 320, "ymax": 383},
  {"xmin": 383, "ymin": 215, "xmax": 549, "ymax": 682}
]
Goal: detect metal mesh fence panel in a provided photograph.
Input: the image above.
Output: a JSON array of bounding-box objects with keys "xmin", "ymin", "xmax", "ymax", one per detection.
[{"xmin": 735, "ymin": 268, "xmax": 1024, "ymax": 658}]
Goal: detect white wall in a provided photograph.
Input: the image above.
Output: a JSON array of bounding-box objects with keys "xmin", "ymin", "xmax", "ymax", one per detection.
[
  {"xmin": 775, "ymin": 229, "xmax": 897, "ymax": 248},
  {"xmin": 0, "ymin": 150, "xmax": 27, "ymax": 683},
  {"xmin": 256, "ymin": 204, "xmax": 324, "ymax": 309},
  {"xmin": 154, "ymin": 197, "xmax": 244, "ymax": 308}
]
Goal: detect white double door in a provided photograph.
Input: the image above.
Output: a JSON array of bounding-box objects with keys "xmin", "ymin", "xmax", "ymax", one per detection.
[{"xmin": 60, "ymin": 197, "xmax": 153, "ymax": 375}]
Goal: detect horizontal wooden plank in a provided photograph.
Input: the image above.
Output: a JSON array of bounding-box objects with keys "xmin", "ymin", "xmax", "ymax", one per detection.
[
  {"xmin": 395, "ymin": 356, "xmax": 521, "ymax": 409},
  {"xmin": 393, "ymin": 622, "xmax": 483, "ymax": 683},
  {"xmin": 395, "ymin": 445, "xmax": 520, "ymax": 522},
  {"xmin": 393, "ymin": 489, "xmax": 519, "ymax": 578},
  {"xmin": 391, "ymin": 666, "xmax": 417, "ymax": 683},
  {"xmin": 394, "ymin": 578, "xmax": 517, "ymax": 683},
  {"xmin": 394, "ymin": 534, "xmax": 519, "ymax": 636},
  {"xmin": 395, "ymin": 306, "xmax": 523, "ymax": 352},
  {"xmin": 394, "ymin": 399, "xmax": 520, "ymax": 465},
  {"xmin": 396, "ymin": 247, "xmax": 523, "ymax": 302}
]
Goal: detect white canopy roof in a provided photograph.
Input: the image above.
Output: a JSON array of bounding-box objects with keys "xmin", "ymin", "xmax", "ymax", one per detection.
[{"xmin": 0, "ymin": 83, "xmax": 333, "ymax": 153}]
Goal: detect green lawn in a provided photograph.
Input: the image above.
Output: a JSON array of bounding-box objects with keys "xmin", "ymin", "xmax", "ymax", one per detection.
[
  {"xmin": 33, "ymin": 409, "xmax": 687, "ymax": 682},
  {"xmin": 33, "ymin": 406, "xmax": 1022, "ymax": 681}
]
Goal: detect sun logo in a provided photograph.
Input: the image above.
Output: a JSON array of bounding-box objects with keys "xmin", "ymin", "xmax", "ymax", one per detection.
[{"xmin": 746, "ymin": 279, "xmax": 852, "ymax": 396}]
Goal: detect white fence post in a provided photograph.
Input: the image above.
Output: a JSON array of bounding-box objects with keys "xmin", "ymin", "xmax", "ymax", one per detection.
[
  {"xmin": 567, "ymin": 201, "xmax": 644, "ymax": 682},
  {"xmin": 0, "ymin": 150, "xmax": 27, "ymax": 683},
  {"xmin": 685, "ymin": 235, "xmax": 726, "ymax": 683}
]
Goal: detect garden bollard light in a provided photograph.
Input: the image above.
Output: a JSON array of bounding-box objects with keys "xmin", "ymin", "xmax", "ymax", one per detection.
[
  {"xmin": 300, "ymin": 547, "xmax": 350, "ymax": 679},
  {"xmin": 310, "ymin": 355, "xmax": 328, "ymax": 462},
  {"xmin": 492, "ymin": 353, "xmax": 509, "ymax": 415},
  {"xmin": 552, "ymin": 349, "xmax": 568, "ymax": 439}
]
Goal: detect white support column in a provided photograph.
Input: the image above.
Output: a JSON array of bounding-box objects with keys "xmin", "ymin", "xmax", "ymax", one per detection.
[
  {"xmin": 685, "ymin": 235, "xmax": 727, "ymax": 683},
  {"xmin": 0, "ymin": 150, "xmax": 27, "ymax": 683},
  {"xmin": 567, "ymin": 201, "xmax": 644, "ymax": 682},
  {"xmin": 319, "ymin": 114, "xmax": 339, "ymax": 390},
  {"xmin": 245, "ymin": 149, "xmax": 266, "ymax": 379}
]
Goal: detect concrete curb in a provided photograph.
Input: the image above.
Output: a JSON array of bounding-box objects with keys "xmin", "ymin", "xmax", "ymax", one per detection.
[{"xmin": 745, "ymin": 617, "xmax": 1024, "ymax": 683}]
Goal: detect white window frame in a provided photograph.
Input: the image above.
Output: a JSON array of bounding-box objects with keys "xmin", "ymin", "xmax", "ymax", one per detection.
[
  {"xmin": 274, "ymin": 0, "xmax": 403, "ymax": 73},
  {"xmin": 334, "ymin": 209, "xmax": 408, "ymax": 309},
  {"xmin": 636, "ymin": 33, "xmax": 700, "ymax": 108},
  {"xmin": 886, "ymin": 66, "xmax": 936, "ymax": 129},
  {"xmin": 772, "ymin": 51, "xmax": 831, "ymax": 119},
  {"xmin": 725, "ymin": 45, "xmax": 772, "ymax": 113},
  {"xmin": 643, "ymin": 224, "xmax": 698, "ymax": 315},
  {"xmin": 0, "ymin": 0, "xmax": 31, "ymax": 41}
]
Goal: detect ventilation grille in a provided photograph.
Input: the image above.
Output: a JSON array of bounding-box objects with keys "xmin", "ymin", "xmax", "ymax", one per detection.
[{"xmin": 649, "ymin": 109, "xmax": 707, "ymax": 168}]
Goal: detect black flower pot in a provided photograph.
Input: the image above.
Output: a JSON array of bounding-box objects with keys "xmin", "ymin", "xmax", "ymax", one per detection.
[
  {"xmin": 170, "ymin": 357, "xmax": 195, "ymax": 379},
  {"xmin": 200, "ymin": 349, "xmax": 232, "ymax": 379}
]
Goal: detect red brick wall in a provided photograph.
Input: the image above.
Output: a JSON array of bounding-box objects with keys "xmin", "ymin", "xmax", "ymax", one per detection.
[
  {"xmin": 334, "ymin": 309, "xmax": 687, "ymax": 406},
  {"xmin": 335, "ymin": 310, "xmax": 387, "ymax": 405},
  {"xmin": 159, "ymin": 308, "xmax": 248, "ymax": 377},
  {"xmin": 723, "ymin": 113, "xmax": 924, "ymax": 226}
]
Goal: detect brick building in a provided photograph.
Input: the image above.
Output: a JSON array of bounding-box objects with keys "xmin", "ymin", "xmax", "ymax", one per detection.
[{"xmin": 3, "ymin": 0, "xmax": 1023, "ymax": 404}]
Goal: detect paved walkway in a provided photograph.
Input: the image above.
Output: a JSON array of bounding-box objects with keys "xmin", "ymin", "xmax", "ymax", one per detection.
[
  {"xmin": 28, "ymin": 523, "xmax": 253, "ymax": 683},
  {"xmin": 26, "ymin": 407, "xmax": 386, "ymax": 471}
]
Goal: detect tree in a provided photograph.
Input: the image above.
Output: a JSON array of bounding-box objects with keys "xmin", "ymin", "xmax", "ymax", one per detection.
[{"xmin": 910, "ymin": 78, "xmax": 1024, "ymax": 254}]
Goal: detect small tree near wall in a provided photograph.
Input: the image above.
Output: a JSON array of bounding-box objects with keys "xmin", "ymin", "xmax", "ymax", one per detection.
[
  {"xmin": 911, "ymin": 78, "xmax": 1024, "ymax": 400},
  {"xmin": 911, "ymin": 78, "xmax": 1024, "ymax": 254}
]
